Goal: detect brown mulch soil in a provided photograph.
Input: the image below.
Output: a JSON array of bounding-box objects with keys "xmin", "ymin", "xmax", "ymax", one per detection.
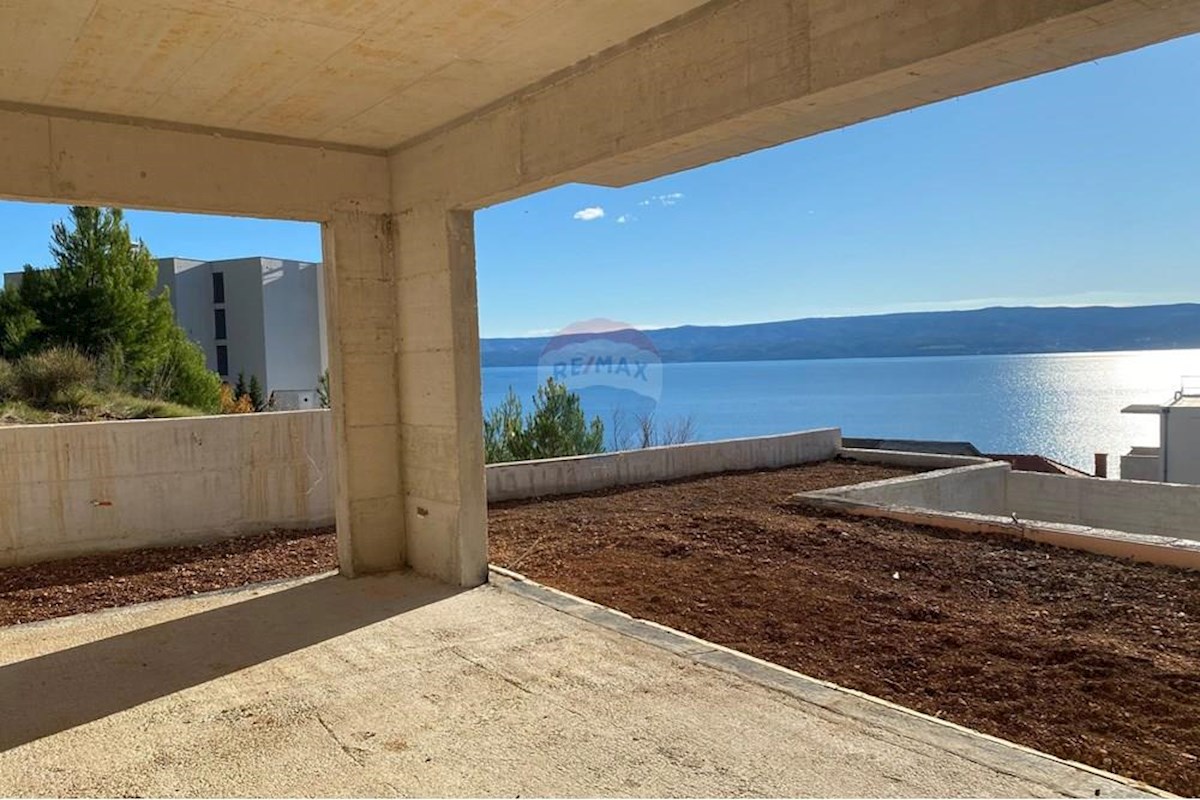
[
  {"xmin": 488, "ymin": 460, "xmax": 1200, "ymax": 796},
  {"xmin": 2, "ymin": 460, "xmax": 1198, "ymax": 793},
  {"xmin": 0, "ymin": 528, "xmax": 336, "ymax": 626}
]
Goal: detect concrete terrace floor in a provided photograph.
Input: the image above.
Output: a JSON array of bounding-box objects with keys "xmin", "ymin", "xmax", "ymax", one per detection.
[{"xmin": 0, "ymin": 571, "xmax": 1160, "ymax": 798}]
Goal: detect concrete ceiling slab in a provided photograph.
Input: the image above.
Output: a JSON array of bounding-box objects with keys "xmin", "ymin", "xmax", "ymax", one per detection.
[{"xmin": 0, "ymin": 0, "xmax": 710, "ymax": 151}]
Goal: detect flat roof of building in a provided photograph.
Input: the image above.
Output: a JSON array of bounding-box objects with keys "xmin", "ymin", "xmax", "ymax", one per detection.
[{"xmin": 1123, "ymin": 395, "xmax": 1200, "ymax": 413}]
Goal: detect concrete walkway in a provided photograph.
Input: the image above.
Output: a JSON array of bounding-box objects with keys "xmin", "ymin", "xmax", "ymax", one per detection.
[{"xmin": 0, "ymin": 572, "xmax": 1160, "ymax": 797}]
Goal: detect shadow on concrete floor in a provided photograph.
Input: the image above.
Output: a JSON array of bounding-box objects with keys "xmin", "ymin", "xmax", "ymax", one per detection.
[{"xmin": 0, "ymin": 573, "xmax": 462, "ymax": 753}]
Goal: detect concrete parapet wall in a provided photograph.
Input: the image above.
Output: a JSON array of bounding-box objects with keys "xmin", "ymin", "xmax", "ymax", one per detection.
[
  {"xmin": 1, "ymin": 418, "xmax": 841, "ymax": 565},
  {"xmin": 1007, "ymin": 471, "xmax": 1200, "ymax": 541},
  {"xmin": 796, "ymin": 495, "xmax": 1200, "ymax": 572},
  {"xmin": 7, "ymin": 410, "xmax": 1199, "ymax": 572},
  {"xmin": 793, "ymin": 453, "xmax": 1200, "ymax": 569},
  {"xmin": 1120, "ymin": 452, "xmax": 1160, "ymax": 482},
  {"xmin": 818, "ymin": 455, "xmax": 1200, "ymax": 544},
  {"xmin": 486, "ymin": 428, "xmax": 841, "ymax": 502},
  {"xmin": 839, "ymin": 448, "xmax": 990, "ymax": 471},
  {"xmin": 0, "ymin": 411, "xmax": 334, "ymax": 567},
  {"xmin": 817, "ymin": 461, "xmax": 1009, "ymax": 516}
]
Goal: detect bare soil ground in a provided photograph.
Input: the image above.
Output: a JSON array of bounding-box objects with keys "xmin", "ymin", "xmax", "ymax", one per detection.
[
  {"xmin": 3, "ymin": 460, "xmax": 1197, "ymax": 794},
  {"xmin": 0, "ymin": 529, "xmax": 336, "ymax": 626},
  {"xmin": 488, "ymin": 461, "xmax": 1200, "ymax": 796}
]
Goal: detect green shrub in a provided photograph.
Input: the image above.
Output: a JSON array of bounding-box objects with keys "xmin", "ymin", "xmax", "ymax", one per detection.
[
  {"xmin": 317, "ymin": 369, "xmax": 330, "ymax": 408},
  {"xmin": 12, "ymin": 347, "xmax": 95, "ymax": 407},
  {"xmin": 95, "ymin": 345, "xmax": 131, "ymax": 393},
  {"xmin": 248, "ymin": 374, "xmax": 266, "ymax": 412},
  {"xmin": 483, "ymin": 378, "xmax": 604, "ymax": 463},
  {"xmin": 524, "ymin": 378, "xmax": 605, "ymax": 459},
  {"xmin": 0, "ymin": 357, "xmax": 13, "ymax": 401},
  {"xmin": 142, "ymin": 330, "xmax": 221, "ymax": 413},
  {"xmin": 484, "ymin": 387, "xmax": 527, "ymax": 463},
  {"xmin": 0, "ymin": 288, "xmax": 39, "ymax": 359}
]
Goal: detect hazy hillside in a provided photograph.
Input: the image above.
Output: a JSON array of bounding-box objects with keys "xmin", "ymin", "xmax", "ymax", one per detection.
[{"xmin": 481, "ymin": 304, "xmax": 1200, "ymax": 367}]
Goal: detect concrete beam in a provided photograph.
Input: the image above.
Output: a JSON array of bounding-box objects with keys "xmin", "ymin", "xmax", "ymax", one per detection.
[
  {"xmin": 393, "ymin": 0, "xmax": 1200, "ymax": 208},
  {"xmin": 0, "ymin": 108, "xmax": 389, "ymax": 220}
]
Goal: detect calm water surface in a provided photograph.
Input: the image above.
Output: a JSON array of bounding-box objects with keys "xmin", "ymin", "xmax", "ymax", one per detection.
[{"xmin": 482, "ymin": 349, "xmax": 1200, "ymax": 473}]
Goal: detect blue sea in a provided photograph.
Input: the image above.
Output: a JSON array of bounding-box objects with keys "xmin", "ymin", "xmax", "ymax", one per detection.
[{"xmin": 482, "ymin": 349, "xmax": 1200, "ymax": 473}]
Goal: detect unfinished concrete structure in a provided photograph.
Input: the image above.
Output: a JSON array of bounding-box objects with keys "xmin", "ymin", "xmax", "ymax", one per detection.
[
  {"xmin": 1122, "ymin": 390, "xmax": 1200, "ymax": 483},
  {"xmin": 2, "ymin": 1, "xmax": 1200, "ymax": 588}
]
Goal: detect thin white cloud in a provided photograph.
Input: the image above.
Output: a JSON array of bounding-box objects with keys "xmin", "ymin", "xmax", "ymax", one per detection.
[
  {"xmin": 638, "ymin": 192, "xmax": 685, "ymax": 207},
  {"xmin": 572, "ymin": 206, "xmax": 605, "ymax": 221},
  {"xmin": 616, "ymin": 214, "xmax": 635, "ymax": 224}
]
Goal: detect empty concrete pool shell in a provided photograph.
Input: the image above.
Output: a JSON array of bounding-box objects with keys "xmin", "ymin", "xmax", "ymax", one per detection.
[{"xmin": 796, "ymin": 450, "xmax": 1200, "ymax": 571}]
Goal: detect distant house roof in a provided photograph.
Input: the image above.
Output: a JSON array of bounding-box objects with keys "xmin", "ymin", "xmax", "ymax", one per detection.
[
  {"xmin": 983, "ymin": 454, "xmax": 1090, "ymax": 477},
  {"xmin": 844, "ymin": 436, "xmax": 1090, "ymax": 476},
  {"xmin": 842, "ymin": 438, "xmax": 983, "ymax": 457}
]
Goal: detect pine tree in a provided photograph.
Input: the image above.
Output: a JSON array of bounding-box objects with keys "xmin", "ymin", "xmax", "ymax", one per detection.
[
  {"xmin": 248, "ymin": 375, "xmax": 266, "ymax": 412},
  {"xmin": 14, "ymin": 206, "xmax": 221, "ymax": 411},
  {"xmin": 482, "ymin": 379, "xmax": 604, "ymax": 462},
  {"xmin": 525, "ymin": 378, "xmax": 604, "ymax": 459},
  {"xmin": 20, "ymin": 207, "xmax": 174, "ymax": 368},
  {"xmin": 0, "ymin": 287, "xmax": 39, "ymax": 359}
]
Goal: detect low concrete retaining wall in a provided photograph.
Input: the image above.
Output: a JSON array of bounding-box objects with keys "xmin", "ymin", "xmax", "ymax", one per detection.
[
  {"xmin": 486, "ymin": 428, "xmax": 842, "ymax": 502},
  {"xmin": 1, "ymin": 415, "xmax": 842, "ymax": 565},
  {"xmin": 827, "ymin": 459, "xmax": 1008, "ymax": 514},
  {"xmin": 1007, "ymin": 471, "xmax": 1200, "ymax": 541},
  {"xmin": 8, "ymin": 408, "xmax": 1197, "ymax": 572},
  {"xmin": 795, "ymin": 452, "xmax": 1200, "ymax": 569},
  {"xmin": 818, "ymin": 456, "xmax": 1200, "ymax": 542},
  {"xmin": 802, "ymin": 499, "xmax": 1200, "ymax": 572},
  {"xmin": 839, "ymin": 447, "xmax": 989, "ymax": 471},
  {"xmin": 0, "ymin": 411, "xmax": 334, "ymax": 567}
]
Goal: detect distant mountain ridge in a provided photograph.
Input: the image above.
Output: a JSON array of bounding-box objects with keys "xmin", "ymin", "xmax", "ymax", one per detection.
[{"xmin": 481, "ymin": 304, "xmax": 1200, "ymax": 367}]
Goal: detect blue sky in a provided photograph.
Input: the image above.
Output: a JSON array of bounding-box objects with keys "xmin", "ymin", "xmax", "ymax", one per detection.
[{"xmin": 2, "ymin": 34, "xmax": 1198, "ymax": 339}]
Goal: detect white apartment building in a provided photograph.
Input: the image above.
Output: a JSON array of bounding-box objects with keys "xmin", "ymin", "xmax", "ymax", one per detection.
[
  {"xmin": 1121, "ymin": 382, "xmax": 1200, "ymax": 484},
  {"xmin": 4, "ymin": 257, "xmax": 327, "ymax": 407},
  {"xmin": 156, "ymin": 257, "xmax": 328, "ymax": 409}
]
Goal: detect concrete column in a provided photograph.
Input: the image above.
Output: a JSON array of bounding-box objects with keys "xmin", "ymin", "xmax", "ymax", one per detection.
[
  {"xmin": 322, "ymin": 206, "xmax": 487, "ymax": 587},
  {"xmin": 394, "ymin": 204, "xmax": 488, "ymax": 587},
  {"xmin": 321, "ymin": 211, "xmax": 405, "ymax": 576}
]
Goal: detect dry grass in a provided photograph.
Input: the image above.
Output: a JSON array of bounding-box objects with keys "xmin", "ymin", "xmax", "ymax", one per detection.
[{"xmin": 0, "ymin": 391, "xmax": 201, "ymax": 424}]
